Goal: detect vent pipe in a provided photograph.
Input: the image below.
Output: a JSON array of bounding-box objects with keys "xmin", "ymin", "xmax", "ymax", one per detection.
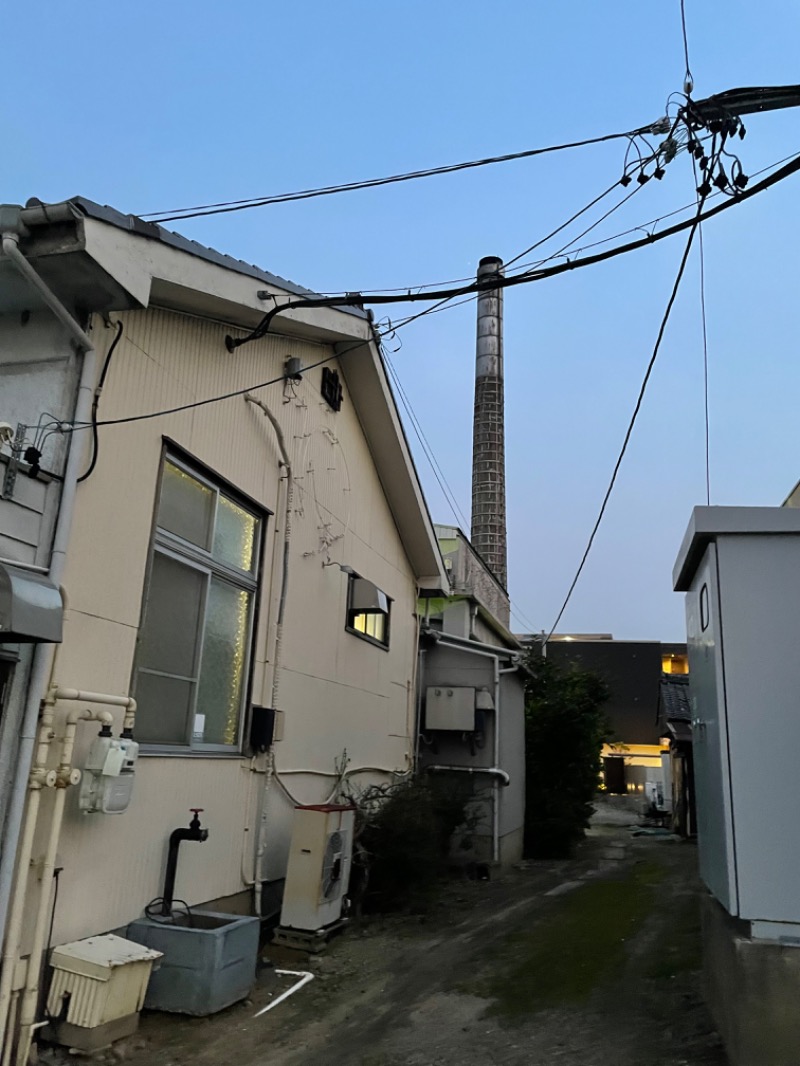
[{"xmin": 471, "ymin": 256, "xmax": 507, "ymax": 588}]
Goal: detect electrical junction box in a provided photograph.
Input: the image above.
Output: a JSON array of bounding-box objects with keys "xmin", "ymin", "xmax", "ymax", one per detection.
[
  {"xmin": 78, "ymin": 734, "xmax": 139, "ymax": 815},
  {"xmin": 279, "ymin": 804, "xmax": 355, "ymax": 932},
  {"xmin": 46, "ymin": 933, "xmax": 161, "ymax": 1051},
  {"xmin": 674, "ymin": 506, "xmax": 800, "ymax": 930},
  {"xmin": 425, "ymin": 686, "xmax": 476, "ymax": 731}
]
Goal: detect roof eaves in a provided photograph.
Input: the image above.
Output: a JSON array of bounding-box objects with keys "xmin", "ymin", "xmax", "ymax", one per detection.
[{"xmin": 33, "ymin": 196, "xmax": 367, "ymax": 321}]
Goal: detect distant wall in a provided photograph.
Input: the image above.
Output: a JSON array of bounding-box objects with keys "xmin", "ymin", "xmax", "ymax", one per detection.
[{"xmin": 546, "ymin": 641, "xmax": 663, "ymax": 745}]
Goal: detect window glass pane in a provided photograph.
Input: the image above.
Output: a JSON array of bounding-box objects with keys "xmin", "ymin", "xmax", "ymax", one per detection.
[
  {"xmin": 195, "ymin": 577, "xmax": 252, "ymax": 746},
  {"xmin": 134, "ymin": 672, "xmax": 195, "ymax": 745},
  {"xmin": 158, "ymin": 461, "xmax": 214, "ymax": 549},
  {"xmin": 214, "ymin": 494, "xmax": 257, "ymax": 572},
  {"xmin": 137, "ymin": 553, "xmax": 205, "ymax": 677},
  {"xmin": 351, "ymin": 611, "xmax": 387, "ymax": 645}
]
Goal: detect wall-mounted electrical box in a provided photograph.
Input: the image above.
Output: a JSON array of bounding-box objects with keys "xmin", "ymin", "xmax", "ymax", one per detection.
[
  {"xmin": 425, "ymin": 686, "xmax": 475, "ymax": 731},
  {"xmin": 78, "ymin": 733, "xmax": 139, "ymax": 815}
]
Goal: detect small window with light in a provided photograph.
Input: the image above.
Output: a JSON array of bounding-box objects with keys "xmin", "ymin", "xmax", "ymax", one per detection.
[{"xmin": 347, "ymin": 575, "xmax": 391, "ymax": 649}]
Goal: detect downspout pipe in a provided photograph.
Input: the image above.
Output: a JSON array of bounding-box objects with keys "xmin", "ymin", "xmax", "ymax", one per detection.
[
  {"xmin": 421, "ymin": 629, "xmax": 519, "ymax": 864},
  {"xmin": 244, "ymin": 395, "xmax": 293, "ymax": 891},
  {"xmin": 0, "ymin": 228, "xmax": 96, "ymax": 1040}
]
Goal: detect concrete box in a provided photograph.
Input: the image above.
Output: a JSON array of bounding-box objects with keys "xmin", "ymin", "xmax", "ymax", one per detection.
[
  {"xmin": 702, "ymin": 893, "xmax": 800, "ymax": 1066},
  {"xmin": 127, "ymin": 911, "xmax": 259, "ymax": 1015}
]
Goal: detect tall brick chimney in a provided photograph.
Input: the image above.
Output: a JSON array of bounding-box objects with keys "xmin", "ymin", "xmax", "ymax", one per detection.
[{"xmin": 471, "ymin": 255, "xmax": 507, "ymax": 588}]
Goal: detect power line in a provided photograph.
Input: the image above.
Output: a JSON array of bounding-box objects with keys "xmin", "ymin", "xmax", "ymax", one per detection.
[
  {"xmin": 382, "ymin": 346, "xmax": 470, "ymax": 532},
  {"xmin": 142, "ymin": 123, "xmax": 665, "ymax": 223},
  {"xmin": 698, "ymin": 217, "xmax": 710, "ymax": 504},
  {"xmin": 680, "ymin": 0, "xmax": 694, "ymax": 95},
  {"xmin": 545, "ymin": 198, "xmax": 706, "ymax": 644},
  {"xmin": 45, "ymin": 148, "xmax": 800, "ymax": 435},
  {"xmin": 226, "ymin": 148, "xmax": 800, "ymax": 353},
  {"xmin": 64, "ymin": 327, "xmax": 394, "ymax": 432}
]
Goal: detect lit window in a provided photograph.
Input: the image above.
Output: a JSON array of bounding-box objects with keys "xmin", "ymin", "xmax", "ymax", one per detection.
[
  {"xmin": 347, "ymin": 575, "xmax": 390, "ymax": 649},
  {"xmin": 133, "ymin": 455, "xmax": 262, "ymax": 751}
]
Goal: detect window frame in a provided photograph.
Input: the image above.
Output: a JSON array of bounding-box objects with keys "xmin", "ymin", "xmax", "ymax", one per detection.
[
  {"xmin": 345, "ymin": 573, "xmax": 392, "ymax": 650},
  {"xmin": 133, "ymin": 447, "xmax": 267, "ymax": 755}
]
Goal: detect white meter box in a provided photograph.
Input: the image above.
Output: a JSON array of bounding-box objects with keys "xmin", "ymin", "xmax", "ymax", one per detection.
[{"xmin": 425, "ymin": 686, "xmax": 475, "ymax": 731}]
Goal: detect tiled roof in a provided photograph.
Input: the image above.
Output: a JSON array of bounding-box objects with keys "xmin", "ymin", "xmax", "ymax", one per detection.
[{"xmin": 660, "ymin": 674, "xmax": 691, "ymax": 722}]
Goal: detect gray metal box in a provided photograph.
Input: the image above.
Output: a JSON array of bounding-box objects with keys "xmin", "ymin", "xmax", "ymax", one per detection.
[
  {"xmin": 127, "ymin": 911, "xmax": 259, "ymax": 1016},
  {"xmin": 425, "ymin": 686, "xmax": 475, "ymax": 731},
  {"xmin": 674, "ymin": 506, "xmax": 800, "ymax": 926}
]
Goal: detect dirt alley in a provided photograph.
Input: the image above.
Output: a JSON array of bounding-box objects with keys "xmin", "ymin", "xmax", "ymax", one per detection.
[{"xmin": 62, "ymin": 825, "xmax": 726, "ymax": 1066}]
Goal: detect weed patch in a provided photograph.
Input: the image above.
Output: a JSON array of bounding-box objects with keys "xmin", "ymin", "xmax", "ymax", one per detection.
[{"xmin": 480, "ymin": 860, "xmax": 665, "ymax": 1018}]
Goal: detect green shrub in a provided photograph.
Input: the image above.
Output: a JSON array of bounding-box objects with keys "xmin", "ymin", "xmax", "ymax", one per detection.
[{"xmin": 523, "ymin": 655, "xmax": 610, "ymax": 858}]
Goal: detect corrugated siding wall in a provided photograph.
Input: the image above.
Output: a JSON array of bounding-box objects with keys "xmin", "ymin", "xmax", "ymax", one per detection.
[{"xmin": 41, "ymin": 305, "xmax": 417, "ymax": 944}]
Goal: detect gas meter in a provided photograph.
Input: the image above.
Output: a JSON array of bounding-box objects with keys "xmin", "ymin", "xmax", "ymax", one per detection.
[{"xmin": 78, "ymin": 725, "xmax": 139, "ymax": 814}]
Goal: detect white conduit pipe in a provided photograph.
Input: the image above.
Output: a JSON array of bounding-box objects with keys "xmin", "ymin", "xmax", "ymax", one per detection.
[
  {"xmin": 0, "ymin": 232, "xmax": 96, "ymax": 1053},
  {"xmin": 244, "ymin": 395, "xmax": 293, "ymax": 890},
  {"xmin": 425, "ymin": 765, "xmax": 511, "ymax": 787},
  {"xmin": 253, "ymin": 970, "xmax": 314, "ymax": 1017},
  {"xmin": 15, "ymin": 708, "xmax": 114, "ymax": 1066}
]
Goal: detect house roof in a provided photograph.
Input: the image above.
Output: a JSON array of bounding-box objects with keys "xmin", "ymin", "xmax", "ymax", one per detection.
[
  {"xmin": 38, "ymin": 196, "xmax": 366, "ymax": 320},
  {"xmin": 3, "ymin": 196, "xmax": 448, "ymax": 592},
  {"xmin": 659, "ymin": 674, "xmax": 691, "ymax": 722}
]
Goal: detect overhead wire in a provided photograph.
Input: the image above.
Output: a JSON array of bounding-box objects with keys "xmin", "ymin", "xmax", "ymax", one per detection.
[
  {"xmin": 381, "ymin": 345, "xmax": 470, "ymax": 532},
  {"xmin": 40, "ymin": 146, "xmax": 800, "ymax": 438},
  {"xmin": 679, "ymin": 0, "xmax": 710, "ymax": 504},
  {"xmin": 382, "ymin": 342, "xmax": 541, "ymax": 635},
  {"xmin": 141, "ymin": 124, "xmax": 666, "ymax": 223},
  {"xmin": 224, "ymin": 146, "xmax": 800, "ymax": 358},
  {"xmin": 545, "ymin": 196, "xmax": 707, "ymax": 644}
]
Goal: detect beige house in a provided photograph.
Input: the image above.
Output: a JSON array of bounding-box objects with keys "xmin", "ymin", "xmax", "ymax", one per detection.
[{"xmin": 0, "ymin": 197, "xmax": 447, "ymax": 1052}]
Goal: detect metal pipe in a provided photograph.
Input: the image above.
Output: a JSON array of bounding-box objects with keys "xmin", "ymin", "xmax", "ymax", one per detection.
[
  {"xmin": 244, "ymin": 395, "xmax": 294, "ymax": 892},
  {"xmin": 14, "ymin": 710, "xmax": 112, "ymax": 1066},
  {"xmin": 1, "ymin": 235, "xmax": 93, "ymax": 355},
  {"xmin": 161, "ymin": 813, "xmax": 209, "ymax": 918},
  {"xmin": 426, "ymin": 629, "xmax": 520, "ymax": 662},
  {"xmin": 0, "ymin": 233, "xmax": 96, "ymax": 1052},
  {"xmin": 0, "ymin": 558, "xmax": 49, "ymax": 575},
  {"xmin": 425, "ymin": 765, "xmax": 510, "ymax": 787},
  {"xmin": 491, "ymin": 657, "xmax": 501, "ymax": 863},
  {"xmin": 422, "ymin": 631, "xmax": 518, "ymax": 863}
]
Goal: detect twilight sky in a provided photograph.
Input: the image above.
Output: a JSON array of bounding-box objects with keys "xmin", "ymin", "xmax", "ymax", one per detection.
[{"xmin": 3, "ymin": 1, "xmax": 800, "ymax": 640}]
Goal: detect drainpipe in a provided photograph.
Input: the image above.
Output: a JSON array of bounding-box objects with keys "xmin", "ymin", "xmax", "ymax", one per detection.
[
  {"xmin": 244, "ymin": 395, "xmax": 293, "ymax": 891},
  {"xmin": 491, "ymin": 656, "xmax": 500, "ymax": 863},
  {"xmin": 0, "ymin": 223, "xmax": 96, "ymax": 1047},
  {"xmin": 423, "ymin": 631, "xmax": 520, "ymax": 864},
  {"xmin": 14, "ymin": 706, "xmax": 114, "ymax": 1066}
]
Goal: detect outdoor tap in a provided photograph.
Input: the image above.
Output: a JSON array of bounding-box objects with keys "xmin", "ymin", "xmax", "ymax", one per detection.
[
  {"xmin": 160, "ymin": 808, "xmax": 209, "ymax": 917},
  {"xmin": 188, "ymin": 807, "xmax": 209, "ymax": 841}
]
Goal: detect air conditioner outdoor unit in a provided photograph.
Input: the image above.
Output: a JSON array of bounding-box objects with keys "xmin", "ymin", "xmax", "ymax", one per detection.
[{"xmin": 279, "ymin": 804, "xmax": 356, "ymax": 933}]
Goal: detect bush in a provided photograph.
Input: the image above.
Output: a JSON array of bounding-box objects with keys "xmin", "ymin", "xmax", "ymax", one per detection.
[
  {"xmin": 523, "ymin": 655, "xmax": 610, "ymax": 859},
  {"xmin": 346, "ymin": 776, "xmax": 474, "ymax": 913}
]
